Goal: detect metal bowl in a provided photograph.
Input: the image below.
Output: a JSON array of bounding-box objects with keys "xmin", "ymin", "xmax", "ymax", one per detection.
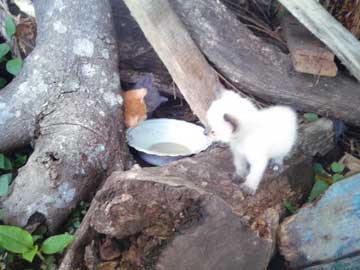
[{"xmin": 126, "ymin": 118, "xmax": 212, "ymax": 166}]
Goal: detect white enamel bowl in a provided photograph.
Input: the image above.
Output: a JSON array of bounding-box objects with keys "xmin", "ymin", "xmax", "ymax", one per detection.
[{"xmin": 126, "ymin": 118, "xmax": 212, "ymax": 166}]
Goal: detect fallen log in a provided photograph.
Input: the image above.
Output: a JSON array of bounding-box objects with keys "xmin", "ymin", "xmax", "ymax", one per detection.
[
  {"xmin": 167, "ymin": 0, "xmax": 360, "ymax": 126},
  {"xmin": 279, "ymin": 173, "xmax": 360, "ymax": 270},
  {"xmin": 110, "ymin": 0, "xmax": 360, "ymax": 125},
  {"xmin": 60, "ymin": 119, "xmax": 334, "ymax": 270}
]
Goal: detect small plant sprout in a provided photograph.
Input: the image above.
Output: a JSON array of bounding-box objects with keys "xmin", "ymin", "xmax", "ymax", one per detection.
[
  {"xmin": 303, "ymin": 112, "xmax": 319, "ymax": 123},
  {"xmin": 0, "ymin": 225, "xmax": 74, "ymax": 263},
  {"xmin": 0, "ymin": 16, "xmax": 23, "ymax": 80}
]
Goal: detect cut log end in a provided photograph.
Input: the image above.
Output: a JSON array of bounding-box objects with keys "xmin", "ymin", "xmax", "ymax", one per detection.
[{"xmin": 282, "ymin": 16, "xmax": 338, "ymax": 77}]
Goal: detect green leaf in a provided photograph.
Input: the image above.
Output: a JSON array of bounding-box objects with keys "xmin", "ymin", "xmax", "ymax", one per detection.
[
  {"xmin": 0, "ymin": 225, "xmax": 33, "ymax": 254},
  {"xmin": 5, "ymin": 17, "xmax": 16, "ymax": 38},
  {"xmin": 0, "ymin": 153, "xmax": 12, "ymax": 171},
  {"xmin": 313, "ymin": 162, "xmax": 324, "ymax": 175},
  {"xmin": 4, "ymin": 158, "xmax": 12, "ymax": 171},
  {"xmin": 6, "ymin": 58, "xmax": 22, "ymax": 76},
  {"xmin": 0, "ymin": 43, "xmax": 10, "ymax": 59},
  {"xmin": 0, "ymin": 209, "xmax": 4, "ymax": 221},
  {"xmin": 331, "ymin": 162, "xmax": 345, "ymax": 174},
  {"xmin": 0, "ymin": 173, "xmax": 12, "ymax": 196},
  {"xmin": 22, "ymin": 245, "xmax": 37, "ymax": 262},
  {"xmin": 332, "ymin": 173, "xmax": 344, "ymax": 182},
  {"xmin": 283, "ymin": 200, "xmax": 296, "ymax": 214},
  {"xmin": 308, "ymin": 180, "xmax": 329, "ymax": 202},
  {"xmin": 40, "ymin": 234, "xmax": 74, "ymax": 255},
  {"xmin": 14, "ymin": 154, "xmax": 27, "ymax": 168},
  {"xmin": 0, "ymin": 78, "xmax": 7, "ymax": 89},
  {"xmin": 304, "ymin": 112, "xmax": 319, "ymax": 123},
  {"xmin": 0, "ymin": 154, "xmax": 5, "ymax": 169}
]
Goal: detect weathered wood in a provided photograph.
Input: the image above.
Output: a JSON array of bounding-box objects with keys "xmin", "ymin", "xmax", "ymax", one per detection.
[
  {"xmin": 60, "ymin": 119, "xmax": 334, "ymax": 270},
  {"xmin": 282, "ymin": 16, "xmax": 337, "ymax": 77},
  {"xmin": 278, "ymin": 0, "xmax": 360, "ymax": 81},
  {"xmin": 340, "ymin": 153, "xmax": 360, "ymax": 176},
  {"xmin": 110, "ymin": 0, "xmax": 175, "ymax": 95},
  {"xmin": 279, "ymin": 173, "xmax": 360, "ymax": 269},
  {"xmin": 123, "ymin": 0, "xmax": 221, "ymax": 125},
  {"xmin": 168, "ymin": 0, "xmax": 360, "ymax": 126}
]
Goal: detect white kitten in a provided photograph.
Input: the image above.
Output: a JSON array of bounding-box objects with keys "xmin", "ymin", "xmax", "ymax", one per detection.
[
  {"xmin": 206, "ymin": 90, "xmax": 297, "ymax": 194},
  {"xmin": 206, "ymin": 90, "xmax": 258, "ymax": 143}
]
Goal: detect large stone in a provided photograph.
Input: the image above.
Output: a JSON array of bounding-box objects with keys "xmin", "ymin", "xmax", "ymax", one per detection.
[{"xmin": 279, "ymin": 173, "xmax": 360, "ymax": 269}]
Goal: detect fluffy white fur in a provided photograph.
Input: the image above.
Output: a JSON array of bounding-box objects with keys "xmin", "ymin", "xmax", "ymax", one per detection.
[{"xmin": 206, "ymin": 90, "xmax": 297, "ymax": 194}]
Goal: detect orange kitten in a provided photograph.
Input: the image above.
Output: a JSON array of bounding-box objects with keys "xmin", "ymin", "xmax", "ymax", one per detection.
[{"xmin": 123, "ymin": 88, "xmax": 148, "ymax": 128}]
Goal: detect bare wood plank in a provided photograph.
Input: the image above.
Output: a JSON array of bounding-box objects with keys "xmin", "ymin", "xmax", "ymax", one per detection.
[
  {"xmin": 278, "ymin": 0, "xmax": 360, "ymax": 81},
  {"xmin": 282, "ymin": 16, "xmax": 338, "ymax": 77},
  {"xmin": 122, "ymin": 0, "xmax": 221, "ymax": 125}
]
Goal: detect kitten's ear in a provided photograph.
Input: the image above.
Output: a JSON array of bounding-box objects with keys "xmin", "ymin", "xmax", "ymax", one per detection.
[{"xmin": 223, "ymin": 113, "xmax": 239, "ymax": 133}]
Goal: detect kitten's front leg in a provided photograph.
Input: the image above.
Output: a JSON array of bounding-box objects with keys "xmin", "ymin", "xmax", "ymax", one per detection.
[
  {"xmin": 233, "ymin": 152, "xmax": 248, "ymax": 178},
  {"xmin": 241, "ymin": 155, "xmax": 268, "ymax": 195}
]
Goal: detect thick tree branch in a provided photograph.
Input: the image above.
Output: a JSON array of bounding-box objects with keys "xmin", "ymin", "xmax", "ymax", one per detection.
[{"xmin": 0, "ymin": 0, "xmax": 127, "ymax": 230}]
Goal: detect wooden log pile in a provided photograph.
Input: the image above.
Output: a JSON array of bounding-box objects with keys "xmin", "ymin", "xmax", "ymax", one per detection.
[
  {"xmin": 60, "ymin": 119, "xmax": 335, "ymax": 270},
  {"xmin": 57, "ymin": 0, "xmax": 360, "ymax": 269}
]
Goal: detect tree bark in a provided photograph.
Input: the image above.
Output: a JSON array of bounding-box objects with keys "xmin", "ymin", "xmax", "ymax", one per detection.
[
  {"xmin": 168, "ymin": 0, "xmax": 360, "ymax": 125},
  {"xmin": 0, "ymin": 0, "xmax": 128, "ymax": 231},
  {"xmin": 60, "ymin": 119, "xmax": 335, "ymax": 270}
]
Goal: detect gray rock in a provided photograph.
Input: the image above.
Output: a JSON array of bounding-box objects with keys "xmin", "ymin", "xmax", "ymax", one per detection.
[{"xmin": 279, "ymin": 173, "xmax": 360, "ymax": 269}]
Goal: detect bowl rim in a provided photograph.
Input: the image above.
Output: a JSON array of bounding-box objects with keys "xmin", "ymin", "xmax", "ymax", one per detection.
[{"xmin": 125, "ymin": 118, "xmax": 212, "ymax": 157}]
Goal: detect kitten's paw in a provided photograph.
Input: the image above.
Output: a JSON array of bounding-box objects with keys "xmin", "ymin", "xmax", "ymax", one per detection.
[
  {"xmin": 232, "ymin": 172, "xmax": 245, "ymax": 184},
  {"xmin": 270, "ymin": 157, "xmax": 284, "ymax": 171},
  {"xmin": 272, "ymin": 164, "xmax": 280, "ymax": 171},
  {"xmin": 240, "ymin": 183, "xmax": 257, "ymax": 195},
  {"xmin": 271, "ymin": 164, "xmax": 285, "ymax": 173}
]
